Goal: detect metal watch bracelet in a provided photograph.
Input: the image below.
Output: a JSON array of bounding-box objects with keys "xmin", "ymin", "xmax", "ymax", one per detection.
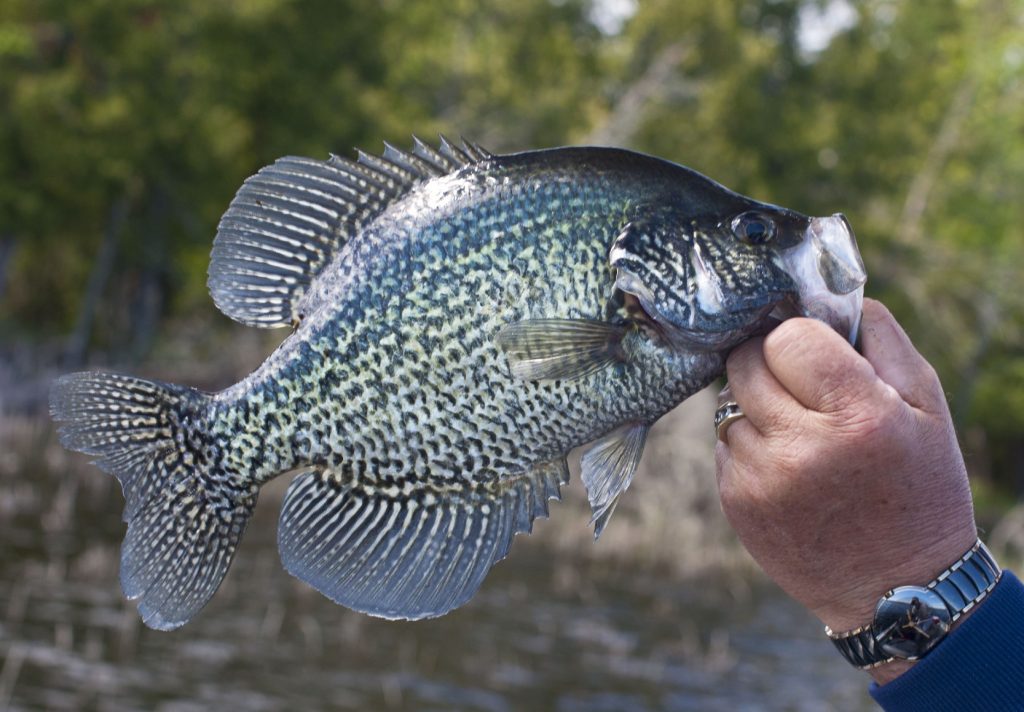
[{"xmin": 825, "ymin": 539, "xmax": 1002, "ymax": 670}]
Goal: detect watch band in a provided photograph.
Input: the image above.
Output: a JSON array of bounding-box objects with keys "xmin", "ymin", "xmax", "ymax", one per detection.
[
  {"xmin": 826, "ymin": 539, "xmax": 1002, "ymax": 669},
  {"xmin": 827, "ymin": 621, "xmax": 888, "ymax": 669}
]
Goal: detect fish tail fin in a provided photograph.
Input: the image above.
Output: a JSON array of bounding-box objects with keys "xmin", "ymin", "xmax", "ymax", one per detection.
[{"xmin": 50, "ymin": 372, "xmax": 257, "ymax": 630}]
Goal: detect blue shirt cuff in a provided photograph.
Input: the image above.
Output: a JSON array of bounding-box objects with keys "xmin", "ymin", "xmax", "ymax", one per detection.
[{"xmin": 869, "ymin": 569, "xmax": 1024, "ymax": 711}]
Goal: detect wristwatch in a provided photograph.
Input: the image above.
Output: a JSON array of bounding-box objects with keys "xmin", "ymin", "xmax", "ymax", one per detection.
[{"xmin": 826, "ymin": 539, "xmax": 1001, "ymax": 669}]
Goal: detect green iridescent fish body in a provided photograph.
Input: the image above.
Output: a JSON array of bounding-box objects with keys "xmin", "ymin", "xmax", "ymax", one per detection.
[
  {"xmin": 221, "ymin": 147, "xmax": 730, "ymax": 489},
  {"xmin": 51, "ymin": 139, "xmax": 853, "ymax": 630}
]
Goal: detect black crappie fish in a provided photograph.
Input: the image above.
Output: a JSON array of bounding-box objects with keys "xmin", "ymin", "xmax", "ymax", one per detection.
[{"xmin": 51, "ymin": 137, "xmax": 866, "ymax": 630}]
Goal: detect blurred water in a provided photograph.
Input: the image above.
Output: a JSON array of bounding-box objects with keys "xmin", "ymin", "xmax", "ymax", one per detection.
[{"xmin": 0, "ymin": 461, "xmax": 874, "ymax": 712}]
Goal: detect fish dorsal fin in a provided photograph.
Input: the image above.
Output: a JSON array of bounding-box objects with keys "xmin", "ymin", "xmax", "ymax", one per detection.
[
  {"xmin": 496, "ymin": 318, "xmax": 628, "ymax": 381},
  {"xmin": 277, "ymin": 457, "xmax": 568, "ymax": 620},
  {"xmin": 208, "ymin": 136, "xmax": 490, "ymax": 328},
  {"xmin": 580, "ymin": 422, "xmax": 650, "ymax": 538}
]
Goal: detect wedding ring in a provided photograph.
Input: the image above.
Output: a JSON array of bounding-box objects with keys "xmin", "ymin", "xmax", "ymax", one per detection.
[{"xmin": 714, "ymin": 401, "xmax": 745, "ymax": 442}]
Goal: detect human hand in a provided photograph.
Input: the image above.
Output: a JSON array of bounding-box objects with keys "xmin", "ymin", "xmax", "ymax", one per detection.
[{"xmin": 714, "ymin": 298, "xmax": 977, "ymax": 684}]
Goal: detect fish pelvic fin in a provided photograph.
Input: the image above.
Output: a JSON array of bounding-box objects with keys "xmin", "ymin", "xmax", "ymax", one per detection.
[
  {"xmin": 581, "ymin": 422, "xmax": 650, "ymax": 539},
  {"xmin": 208, "ymin": 136, "xmax": 491, "ymax": 328},
  {"xmin": 496, "ymin": 318, "xmax": 629, "ymax": 381},
  {"xmin": 277, "ymin": 457, "xmax": 568, "ymax": 620},
  {"xmin": 50, "ymin": 372, "xmax": 256, "ymax": 630}
]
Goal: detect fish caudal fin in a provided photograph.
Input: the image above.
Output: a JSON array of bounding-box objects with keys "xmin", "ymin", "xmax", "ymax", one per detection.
[
  {"xmin": 50, "ymin": 372, "xmax": 256, "ymax": 630},
  {"xmin": 277, "ymin": 458, "xmax": 568, "ymax": 620}
]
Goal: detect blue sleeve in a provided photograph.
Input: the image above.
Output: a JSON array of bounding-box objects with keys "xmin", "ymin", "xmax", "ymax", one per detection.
[{"xmin": 869, "ymin": 569, "xmax": 1024, "ymax": 711}]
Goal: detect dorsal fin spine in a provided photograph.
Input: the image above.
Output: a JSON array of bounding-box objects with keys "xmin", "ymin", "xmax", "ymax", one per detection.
[
  {"xmin": 356, "ymin": 149, "xmax": 414, "ymax": 186},
  {"xmin": 326, "ymin": 154, "xmax": 394, "ymax": 191},
  {"xmin": 383, "ymin": 141, "xmax": 444, "ymax": 177},
  {"xmin": 460, "ymin": 138, "xmax": 493, "ymax": 162},
  {"xmin": 439, "ymin": 135, "xmax": 471, "ymax": 165},
  {"xmin": 411, "ymin": 136, "xmax": 454, "ymax": 172}
]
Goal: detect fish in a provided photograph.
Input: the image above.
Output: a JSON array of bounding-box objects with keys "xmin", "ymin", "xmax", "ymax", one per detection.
[{"xmin": 50, "ymin": 137, "xmax": 866, "ymax": 630}]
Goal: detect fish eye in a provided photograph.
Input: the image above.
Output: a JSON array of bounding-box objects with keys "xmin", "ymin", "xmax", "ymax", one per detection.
[{"xmin": 730, "ymin": 212, "xmax": 776, "ymax": 245}]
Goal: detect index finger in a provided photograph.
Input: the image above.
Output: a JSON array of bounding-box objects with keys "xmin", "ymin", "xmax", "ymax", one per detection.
[
  {"xmin": 762, "ymin": 316, "xmax": 884, "ymax": 415},
  {"xmin": 725, "ymin": 336, "xmax": 804, "ymax": 436}
]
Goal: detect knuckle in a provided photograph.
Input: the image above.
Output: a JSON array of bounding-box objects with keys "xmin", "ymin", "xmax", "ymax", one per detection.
[
  {"xmin": 809, "ymin": 379, "xmax": 853, "ymax": 413},
  {"xmin": 764, "ymin": 318, "xmax": 819, "ymax": 363},
  {"xmin": 825, "ymin": 384, "xmax": 908, "ymax": 445},
  {"xmin": 813, "ymin": 361, "xmax": 877, "ymax": 414}
]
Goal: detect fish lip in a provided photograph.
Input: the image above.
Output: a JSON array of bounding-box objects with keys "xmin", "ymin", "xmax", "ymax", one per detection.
[
  {"xmin": 776, "ymin": 213, "xmax": 867, "ymax": 345},
  {"xmin": 809, "ymin": 214, "xmax": 867, "ymax": 296}
]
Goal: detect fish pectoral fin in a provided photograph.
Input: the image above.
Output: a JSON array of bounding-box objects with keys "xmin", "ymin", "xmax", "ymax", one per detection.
[
  {"xmin": 496, "ymin": 318, "xmax": 628, "ymax": 381},
  {"xmin": 580, "ymin": 422, "xmax": 650, "ymax": 539},
  {"xmin": 208, "ymin": 136, "xmax": 491, "ymax": 328},
  {"xmin": 276, "ymin": 457, "xmax": 568, "ymax": 620}
]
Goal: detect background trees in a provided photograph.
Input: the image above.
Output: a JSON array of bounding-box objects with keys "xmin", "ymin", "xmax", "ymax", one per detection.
[{"xmin": 2, "ymin": 0, "xmax": 1021, "ymax": 492}]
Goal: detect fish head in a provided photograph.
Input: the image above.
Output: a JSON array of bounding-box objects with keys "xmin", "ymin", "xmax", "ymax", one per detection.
[{"xmin": 609, "ymin": 203, "xmax": 866, "ymax": 352}]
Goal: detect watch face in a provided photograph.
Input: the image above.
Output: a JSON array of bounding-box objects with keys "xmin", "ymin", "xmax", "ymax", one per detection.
[{"xmin": 873, "ymin": 586, "xmax": 952, "ymax": 659}]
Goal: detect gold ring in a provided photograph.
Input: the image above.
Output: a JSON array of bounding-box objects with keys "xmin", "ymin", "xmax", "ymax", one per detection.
[{"xmin": 714, "ymin": 401, "xmax": 745, "ymax": 442}]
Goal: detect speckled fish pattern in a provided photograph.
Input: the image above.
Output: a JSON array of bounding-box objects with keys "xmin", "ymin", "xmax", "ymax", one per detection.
[{"xmin": 50, "ymin": 138, "xmax": 825, "ymax": 629}]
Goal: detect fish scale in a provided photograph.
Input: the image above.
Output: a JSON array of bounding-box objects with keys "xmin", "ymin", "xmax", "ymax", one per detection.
[
  {"xmin": 50, "ymin": 137, "xmax": 865, "ymax": 629},
  {"xmin": 227, "ymin": 162, "xmax": 685, "ymax": 478}
]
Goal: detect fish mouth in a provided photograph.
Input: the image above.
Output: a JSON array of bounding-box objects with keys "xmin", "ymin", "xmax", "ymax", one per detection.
[{"xmin": 773, "ymin": 213, "xmax": 867, "ymax": 345}]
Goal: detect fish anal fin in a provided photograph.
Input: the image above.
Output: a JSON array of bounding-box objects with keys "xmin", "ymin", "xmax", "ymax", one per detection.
[
  {"xmin": 496, "ymin": 318, "xmax": 629, "ymax": 381},
  {"xmin": 580, "ymin": 422, "xmax": 650, "ymax": 539},
  {"xmin": 276, "ymin": 456, "xmax": 567, "ymax": 620},
  {"xmin": 208, "ymin": 137, "xmax": 490, "ymax": 328}
]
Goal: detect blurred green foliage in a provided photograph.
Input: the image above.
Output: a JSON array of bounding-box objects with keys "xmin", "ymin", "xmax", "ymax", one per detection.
[{"xmin": 1, "ymin": 0, "xmax": 1022, "ymax": 488}]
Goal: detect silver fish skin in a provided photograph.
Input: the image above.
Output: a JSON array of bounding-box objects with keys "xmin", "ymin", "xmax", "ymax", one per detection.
[{"xmin": 50, "ymin": 138, "xmax": 866, "ymax": 630}]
